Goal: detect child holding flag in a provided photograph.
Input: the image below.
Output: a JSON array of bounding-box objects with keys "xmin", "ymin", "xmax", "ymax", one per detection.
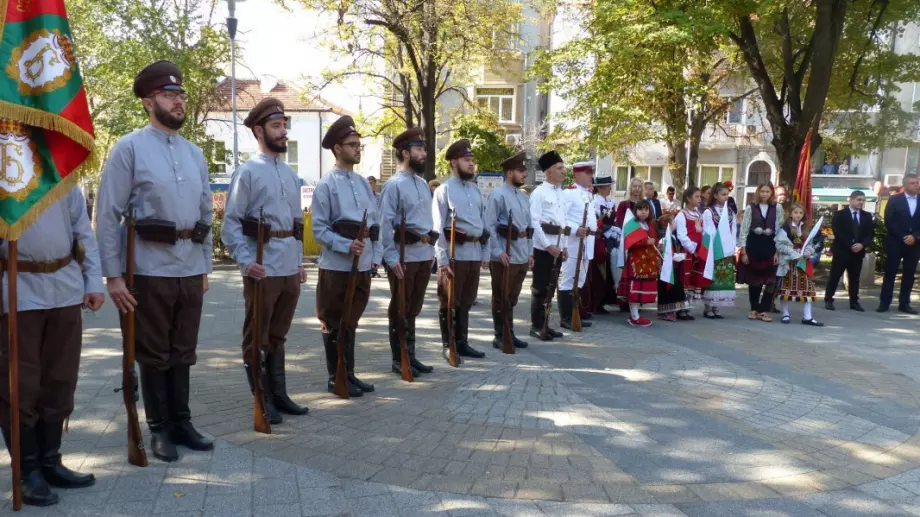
[
  {"xmin": 618, "ymin": 200, "xmax": 661, "ymax": 327},
  {"xmin": 775, "ymin": 203, "xmax": 824, "ymax": 326},
  {"xmin": 701, "ymin": 183, "xmax": 737, "ymax": 319},
  {"xmin": 675, "ymin": 187, "xmax": 706, "ymax": 305},
  {"xmin": 657, "ymin": 219, "xmax": 692, "ymax": 321}
]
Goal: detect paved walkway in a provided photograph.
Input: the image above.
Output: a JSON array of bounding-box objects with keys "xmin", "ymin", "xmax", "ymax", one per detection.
[{"xmin": 2, "ymin": 267, "xmax": 920, "ymax": 516}]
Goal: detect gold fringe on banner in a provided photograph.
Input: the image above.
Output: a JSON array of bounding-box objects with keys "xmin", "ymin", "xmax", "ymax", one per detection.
[{"xmin": 0, "ymin": 101, "xmax": 96, "ymax": 152}]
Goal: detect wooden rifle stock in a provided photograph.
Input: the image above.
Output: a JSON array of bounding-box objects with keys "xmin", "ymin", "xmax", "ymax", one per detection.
[
  {"xmin": 252, "ymin": 208, "xmax": 271, "ymax": 433},
  {"xmin": 120, "ymin": 206, "xmax": 148, "ymax": 467},
  {"xmin": 7, "ymin": 240, "xmax": 22, "ymax": 510},
  {"xmin": 446, "ymin": 211, "xmax": 460, "ymax": 367},
  {"xmin": 397, "ymin": 210, "xmax": 413, "ymax": 382},
  {"xmin": 571, "ymin": 204, "xmax": 589, "ymax": 332},
  {"xmin": 335, "ymin": 210, "xmax": 368, "ymax": 397},
  {"xmin": 501, "ymin": 211, "xmax": 514, "ymax": 354},
  {"xmin": 541, "ymin": 233, "xmax": 564, "ymax": 340}
]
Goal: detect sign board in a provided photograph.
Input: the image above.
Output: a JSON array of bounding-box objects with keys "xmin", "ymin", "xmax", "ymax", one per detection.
[
  {"xmin": 475, "ymin": 172, "xmax": 505, "ymax": 201},
  {"xmin": 301, "ymin": 185, "xmax": 316, "ymax": 210},
  {"xmin": 534, "ymin": 170, "xmax": 546, "ymax": 184}
]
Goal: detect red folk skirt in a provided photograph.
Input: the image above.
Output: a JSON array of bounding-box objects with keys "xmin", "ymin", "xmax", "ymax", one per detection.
[{"xmin": 617, "ymin": 245, "xmax": 660, "ymax": 305}]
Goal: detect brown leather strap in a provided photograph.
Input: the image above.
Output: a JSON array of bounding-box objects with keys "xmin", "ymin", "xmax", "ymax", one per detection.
[
  {"xmin": 176, "ymin": 229, "xmax": 195, "ymax": 239},
  {"xmin": 541, "ymin": 223, "xmax": 562, "ymax": 235},
  {"xmin": 269, "ymin": 230, "xmax": 295, "ymax": 238},
  {"xmin": 1, "ymin": 256, "xmax": 73, "ymax": 273}
]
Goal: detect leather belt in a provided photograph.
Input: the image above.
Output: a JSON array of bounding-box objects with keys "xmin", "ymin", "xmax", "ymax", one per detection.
[
  {"xmin": 541, "ymin": 223, "xmax": 571, "ymax": 236},
  {"xmin": 269, "ymin": 230, "xmax": 295, "ymax": 239},
  {"xmin": 405, "ymin": 230, "xmax": 438, "ymax": 245},
  {"xmin": 443, "ymin": 229, "xmax": 489, "ymax": 245},
  {"xmin": 0, "ymin": 256, "xmax": 73, "ymax": 274},
  {"xmin": 176, "ymin": 229, "xmax": 195, "ymax": 240},
  {"xmin": 497, "ymin": 225, "xmax": 534, "ymax": 241}
]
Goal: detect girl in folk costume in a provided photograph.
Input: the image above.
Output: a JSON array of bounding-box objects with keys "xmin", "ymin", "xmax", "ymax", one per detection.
[
  {"xmin": 586, "ymin": 173, "xmax": 617, "ymax": 314},
  {"xmin": 614, "ymin": 177, "xmax": 646, "ymax": 311},
  {"xmin": 618, "ymin": 200, "xmax": 661, "ymax": 327},
  {"xmin": 737, "ymin": 183, "xmax": 783, "ymax": 322},
  {"xmin": 775, "ymin": 203, "xmax": 824, "ymax": 326},
  {"xmin": 701, "ymin": 183, "xmax": 737, "ymax": 318},
  {"xmin": 675, "ymin": 187, "xmax": 705, "ymax": 307},
  {"xmin": 657, "ymin": 217, "xmax": 692, "ymax": 321}
]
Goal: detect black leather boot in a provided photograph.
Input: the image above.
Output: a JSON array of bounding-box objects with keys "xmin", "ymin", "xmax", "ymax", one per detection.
[
  {"xmin": 530, "ymin": 295, "xmax": 545, "ymax": 332},
  {"xmin": 438, "ymin": 308, "xmax": 462, "ymax": 364},
  {"xmin": 244, "ymin": 360, "xmax": 282, "ymax": 425},
  {"xmin": 558, "ymin": 290, "xmax": 573, "ymax": 330},
  {"xmin": 407, "ymin": 316, "xmax": 433, "ymax": 374},
  {"xmin": 267, "ymin": 348, "xmax": 308, "ymax": 415},
  {"xmin": 4, "ymin": 426, "xmax": 59, "ymax": 506},
  {"xmin": 389, "ymin": 320, "xmax": 419, "ymax": 377},
  {"xmin": 491, "ymin": 310, "xmax": 504, "ymax": 349},
  {"xmin": 166, "ymin": 365, "xmax": 214, "ymax": 451},
  {"xmin": 456, "ymin": 310, "xmax": 485, "ymax": 358},
  {"xmin": 344, "ymin": 331, "xmax": 374, "ymax": 393},
  {"xmin": 510, "ymin": 328, "xmax": 528, "ymax": 349},
  {"xmin": 324, "ymin": 332, "xmax": 362, "ymax": 397},
  {"xmin": 37, "ymin": 420, "xmax": 95, "ymax": 488},
  {"xmin": 140, "ymin": 366, "xmax": 178, "ymax": 462}
]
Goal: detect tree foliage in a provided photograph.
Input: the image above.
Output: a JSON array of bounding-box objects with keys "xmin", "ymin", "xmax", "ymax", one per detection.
[
  {"xmin": 435, "ymin": 111, "xmax": 514, "ymax": 177},
  {"xmin": 281, "ymin": 0, "xmax": 524, "ymax": 180}
]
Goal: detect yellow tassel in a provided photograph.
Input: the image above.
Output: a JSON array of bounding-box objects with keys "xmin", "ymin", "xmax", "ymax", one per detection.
[
  {"xmin": 0, "ymin": 101, "xmax": 96, "ymax": 152},
  {"xmin": 0, "ymin": 173, "xmax": 82, "ymax": 240}
]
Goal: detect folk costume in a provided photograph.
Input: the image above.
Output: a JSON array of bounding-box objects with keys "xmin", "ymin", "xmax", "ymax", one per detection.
[
  {"xmin": 737, "ymin": 203, "xmax": 783, "ymax": 319},
  {"xmin": 558, "ymin": 163, "xmax": 598, "ymax": 330},
  {"xmin": 618, "ymin": 219, "xmax": 661, "ymax": 326},
  {"xmin": 657, "ymin": 232, "xmax": 691, "ymax": 321},
  {"xmin": 701, "ymin": 203, "xmax": 737, "ymax": 317},
  {"xmin": 528, "ymin": 152, "xmax": 568, "ymax": 340},
  {"xmin": 776, "ymin": 221, "xmax": 823, "ymax": 326},
  {"xmin": 586, "ymin": 174, "xmax": 617, "ymax": 314},
  {"xmin": 674, "ymin": 207, "xmax": 706, "ymax": 301}
]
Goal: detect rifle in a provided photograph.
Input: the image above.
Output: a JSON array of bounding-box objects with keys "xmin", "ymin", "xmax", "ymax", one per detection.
[
  {"xmin": 445, "ymin": 210, "xmax": 460, "ymax": 367},
  {"xmin": 501, "ymin": 210, "xmax": 514, "ymax": 354},
  {"xmin": 397, "ymin": 209, "xmax": 413, "ymax": 382},
  {"xmin": 7, "ymin": 240, "xmax": 22, "ymax": 510},
  {"xmin": 541, "ymin": 233, "xmax": 564, "ymax": 340},
  {"xmin": 335, "ymin": 210, "xmax": 368, "ymax": 397},
  {"xmin": 252, "ymin": 208, "xmax": 271, "ymax": 434},
  {"xmin": 118, "ymin": 206, "xmax": 148, "ymax": 468},
  {"xmin": 571, "ymin": 203, "xmax": 589, "ymax": 332}
]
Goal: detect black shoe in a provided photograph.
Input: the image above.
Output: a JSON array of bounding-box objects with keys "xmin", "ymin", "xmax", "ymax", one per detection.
[
  {"xmin": 349, "ymin": 374, "xmax": 375, "ymax": 393},
  {"xmin": 825, "ymin": 300, "xmax": 835, "ymax": 311},
  {"xmin": 582, "ymin": 312, "xmax": 593, "ymax": 321},
  {"xmin": 410, "ymin": 359, "xmax": 432, "ymax": 374},
  {"xmin": 455, "ymin": 311, "xmax": 485, "ymax": 358},
  {"xmin": 850, "ymin": 302, "xmax": 865, "ymax": 312},
  {"xmin": 170, "ymin": 421, "xmax": 215, "ymax": 452},
  {"xmin": 406, "ymin": 317, "xmax": 433, "ymax": 374},
  {"xmin": 3, "ymin": 427, "xmax": 59, "ymax": 506},
  {"xmin": 492, "ymin": 338, "xmax": 502, "ymax": 350},
  {"xmin": 391, "ymin": 360, "xmax": 421, "ymax": 377},
  {"xmin": 149, "ymin": 429, "xmax": 178, "ymax": 462},
  {"xmin": 327, "ymin": 376, "xmax": 363, "ymax": 397},
  {"xmin": 244, "ymin": 363, "xmax": 282, "ymax": 425},
  {"xmin": 511, "ymin": 331, "xmax": 528, "ymax": 349},
  {"xmin": 781, "ymin": 315, "xmax": 790, "ymax": 324},
  {"xmin": 899, "ymin": 305, "xmax": 919, "ymax": 315},
  {"xmin": 877, "ymin": 305, "xmax": 890, "ymax": 313},
  {"xmin": 703, "ymin": 311, "xmax": 717, "ymax": 320},
  {"xmin": 140, "ymin": 367, "xmax": 179, "ymax": 462},
  {"xmin": 441, "ymin": 346, "xmax": 463, "ymax": 365},
  {"xmin": 547, "ymin": 328, "xmax": 564, "ymax": 338},
  {"xmin": 166, "ymin": 365, "xmax": 215, "ymax": 450},
  {"xmin": 529, "ymin": 327, "xmax": 553, "ymax": 341},
  {"xmin": 267, "ymin": 349, "xmax": 309, "ymax": 416},
  {"xmin": 802, "ymin": 318, "xmax": 825, "ymax": 327},
  {"xmin": 458, "ymin": 343, "xmax": 486, "ymax": 358},
  {"xmin": 37, "ymin": 421, "xmax": 95, "ymax": 489}
]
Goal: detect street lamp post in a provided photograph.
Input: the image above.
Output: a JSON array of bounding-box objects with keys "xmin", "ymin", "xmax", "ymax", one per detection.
[{"xmin": 224, "ymin": 0, "xmax": 246, "ymax": 172}]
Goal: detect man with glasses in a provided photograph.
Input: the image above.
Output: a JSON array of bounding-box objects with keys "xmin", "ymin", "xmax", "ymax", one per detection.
[
  {"xmin": 313, "ymin": 116, "xmax": 382, "ymax": 397},
  {"xmin": 97, "ymin": 61, "xmax": 214, "ymax": 462}
]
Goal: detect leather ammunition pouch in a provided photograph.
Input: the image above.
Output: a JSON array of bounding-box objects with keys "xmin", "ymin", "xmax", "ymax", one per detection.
[
  {"xmin": 541, "ymin": 223, "xmax": 569, "ymax": 236},
  {"xmin": 443, "ymin": 228, "xmax": 488, "ymax": 245},
  {"xmin": 241, "ymin": 217, "xmax": 271, "ymax": 243},
  {"xmin": 71, "ymin": 240, "xmax": 86, "ymax": 265},
  {"xmin": 526, "ymin": 227, "xmax": 534, "ymax": 239},
  {"xmin": 405, "ymin": 230, "xmax": 431, "ymax": 245},
  {"xmin": 333, "ymin": 220, "xmax": 380, "ymax": 242},
  {"xmin": 293, "ymin": 221, "xmax": 304, "ymax": 242},
  {"xmin": 497, "ymin": 225, "xmax": 521, "ymax": 241},
  {"xmin": 135, "ymin": 219, "xmax": 178, "ymax": 245},
  {"xmin": 191, "ymin": 221, "xmax": 211, "ymax": 244}
]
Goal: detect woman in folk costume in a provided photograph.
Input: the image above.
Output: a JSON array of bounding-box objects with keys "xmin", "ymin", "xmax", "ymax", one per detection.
[
  {"xmin": 586, "ymin": 173, "xmax": 617, "ymax": 314},
  {"xmin": 618, "ymin": 199, "xmax": 661, "ymax": 327},
  {"xmin": 775, "ymin": 203, "xmax": 824, "ymax": 326},
  {"xmin": 657, "ymin": 218, "xmax": 692, "ymax": 321},
  {"xmin": 614, "ymin": 177, "xmax": 646, "ymax": 311},
  {"xmin": 701, "ymin": 183, "xmax": 737, "ymax": 318},
  {"xmin": 675, "ymin": 187, "xmax": 705, "ymax": 307},
  {"xmin": 737, "ymin": 183, "xmax": 783, "ymax": 322}
]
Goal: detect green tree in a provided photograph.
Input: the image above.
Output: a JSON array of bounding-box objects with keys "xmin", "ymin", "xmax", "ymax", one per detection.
[{"xmin": 435, "ymin": 111, "xmax": 514, "ymax": 176}]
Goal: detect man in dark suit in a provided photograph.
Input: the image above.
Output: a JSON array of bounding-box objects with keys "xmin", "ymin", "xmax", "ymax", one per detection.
[
  {"xmin": 825, "ymin": 191, "xmax": 873, "ymax": 311},
  {"xmin": 644, "ymin": 181, "xmax": 662, "ymax": 219},
  {"xmin": 878, "ymin": 174, "xmax": 920, "ymax": 314}
]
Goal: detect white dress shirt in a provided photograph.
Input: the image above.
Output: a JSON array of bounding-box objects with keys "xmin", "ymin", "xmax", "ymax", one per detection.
[{"xmin": 529, "ymin": 182, "xmax": 567, "ymax": 251}]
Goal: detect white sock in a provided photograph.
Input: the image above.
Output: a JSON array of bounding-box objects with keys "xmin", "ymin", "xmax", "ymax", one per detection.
[
  {"xmin": 704, "ymin": 303, "xmax": 711, "ymax": 313},
  {"xmin": 780, "ymin": 300, "xmax": 790, "ymax": 318},
  {"xmin": 803, "ymin": 301, "xmax": 813, "ymax": 321},
  {"xmin": 629, "ymin": 303, "xmax": 640, "ymax": 319}
]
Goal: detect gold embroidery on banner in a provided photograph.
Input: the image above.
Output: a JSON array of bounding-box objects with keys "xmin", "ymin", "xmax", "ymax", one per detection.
[
  {"xmin": 5, "ymin": 29, "xmax": 76, "ymax": 96},
  {"xmin": 0, "ymin": 119, "xmax": 42, "ymax": 202}
]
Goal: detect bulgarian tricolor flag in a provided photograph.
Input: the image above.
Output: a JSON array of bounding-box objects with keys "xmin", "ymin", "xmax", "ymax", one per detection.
[
  {"xmin": 659, "ymin": 223, "xmax": 675, "ymax": 285},
  {"xmin": 0, "ymin": 0, "xmax": 95, "ymax": 239},
  {"xmin": 796, "ymin": 216, "xmax": 824, "ymax": 277},
  {"xmin": 700, "ymin": 203, "xmax": 735, "ymax": 280}
]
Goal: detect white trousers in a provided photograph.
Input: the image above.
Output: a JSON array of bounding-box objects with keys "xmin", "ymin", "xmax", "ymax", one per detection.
[{"xmin": 560, "ymin": 252, "xmax": 588, "ymax": 291}]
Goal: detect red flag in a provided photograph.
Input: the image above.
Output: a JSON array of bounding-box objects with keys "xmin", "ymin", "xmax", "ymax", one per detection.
[{"xmin": 792, "ymin": 129, "xmax": 813, "ymax": 225}]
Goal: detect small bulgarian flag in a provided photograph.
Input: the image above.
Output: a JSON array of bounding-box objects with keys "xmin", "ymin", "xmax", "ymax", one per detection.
[
  {"xmin": 701, "ymin": 203, "xmax": 734, "ymax": 280},
  {"xmin": 0, "ymin": 0, "xmax": 95, "ymax": 239},
  {"xmin": 660, "ymin": 223, "xmax": 675, "ymax": 285},
  {"xmin": 796, "ymin": 216, "xmax": 824, "ymax": 277}
]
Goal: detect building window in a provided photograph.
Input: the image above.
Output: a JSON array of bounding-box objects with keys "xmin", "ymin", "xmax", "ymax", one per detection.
[
  {"xmin": 282, "ymin": 141, "xmax": 299, "ymax": 173},
  {"xmin": 476, "ymin": 87, "xmax": 515, "ymax": 123},
  {"xmin": 616, "ymin": 166, "xmax": 629, "ymax": 191},
  {"xmin": 907, "ymin": 145, "xmax": 919, "ymax": 176},
  {"xmin": 697, "ymin": 165, "xmax": 734, "ymax": 187},
  {"xmin": 208, "ymin": 140, "xmax": 227, "ymax": 174},
  {"xmin": 725, "ymin": 98, "xmax": 744, "ymax": 124}
]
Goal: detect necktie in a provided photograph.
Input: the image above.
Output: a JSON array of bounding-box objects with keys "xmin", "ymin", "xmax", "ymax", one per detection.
[{"xmin": 853, "ymin": 211, "xmax": 859, "ymax": 242}]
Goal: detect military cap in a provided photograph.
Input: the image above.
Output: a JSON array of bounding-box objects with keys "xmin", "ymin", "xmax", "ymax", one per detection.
[
  {"xmin": 593, "ymin": 171, "xmax": 613, "ymax": 186},
  {"xmin": 572, "ymin": 161, "xmax": 595, "ymax": 174},
  {"xmin": 243, "ymin": 97, "xmax": 288, "ymax": 128},
  {"xmin": 133, "ymin": 60, "xmax": 183, "ymax": 99},
  {"xmin": 501, "ymin": 152, "xmax": 528, "ymax": 171},
  {"xmin": 445, "ymin": 139, "xmax": 475, "ymax": 161},
  {"xmin": 322, "ymin": 115, "xmax": 361, "ymax": 150},
  {"xmin": 538, "ymin": 151, "xmax": 563, "ymax": 171},
  {"xmin": 392, "ymin": 128, "xmax": 425, "ymax": 151}
]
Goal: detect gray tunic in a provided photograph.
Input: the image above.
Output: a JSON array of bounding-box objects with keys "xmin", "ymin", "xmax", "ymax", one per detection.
[
  {"xmin": 96, "ymin": 125, "xmax": 213, "ymax": 278},
  {"xmin": 432, "ymin": 176, "xmax": 487, "ymax": 266},
  {"xmin": 1, "ymin": 188, "xmax": 103, "ymax": 313},
  {"xmin": 221, "ymin": 153, "xmax": 303, "ymax": 277},
  {"xmin": 312, "ymin": 168, "xmax": 382, "ymax": 272},
  {"xmin": 484, "ymin": 183, "xmax": 533, "ymax": 265},
  {"xmin": 379, "ymin": 169, "xmax": 435, "ymax": 266}
]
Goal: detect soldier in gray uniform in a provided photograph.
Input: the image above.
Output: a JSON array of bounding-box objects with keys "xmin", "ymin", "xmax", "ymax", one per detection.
[
  {"xmin": 484, "ymin": 152, "xmax": 534, "ymax": 350},
  {"xmin": 221, "ymin": 97, "xmax": 309, "ymax": 424},
  {"xmin": 97, "ymin": 60, "xmax": 214, "ymax": 462},
  {"xmin": 379, "ymin": 128, "xmax": 436, "ymax": 377},
  {"xmin": 313, "ymin": 115, "xmax": 382, "ymax": 397},
  {"xmin": 0, "ymin": 187, "xmax": 104, "ymax": 506},
  {"xmin": 432, "ymin": 139, "xmax": 488, "ymax": 361}
]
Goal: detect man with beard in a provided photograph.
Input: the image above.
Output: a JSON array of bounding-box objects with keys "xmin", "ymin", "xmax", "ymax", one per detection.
[
  {"xmin": 97, "ymin": 61, "xmax": 214, "ymax": 462},
  {"xmin": 313, "ymin": 115, "xmax": 382, "ymax": 397},
  {"xmin": 221, "ymin": 98, "xmax": 309, "ymax": 424},
  {"xmin": 559, "ymin": 162, "xmax": 597, "ymax": 330},
  {"xmin": 484, "ymin": 152, "xmax": 534, "ymax": 349},
  {"xmin": 432, "ymin": 139, "xmax": 489, "ymax": 362},
  {"xmin": 528, "ymin": 151, "xmax": 568, "ymax": 340},
  {"xmin": 379, "ymin": 128, "xmax": 436, "ymax": 377}
]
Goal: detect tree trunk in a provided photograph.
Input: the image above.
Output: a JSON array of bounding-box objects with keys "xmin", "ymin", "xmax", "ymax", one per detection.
[
  {"xmin": 775, "ymin": 130, "xmax": 801, "ymax": 189},
  {"xmin": 420, "ymin": 83, "xmax": 437, "ymax": 181}
]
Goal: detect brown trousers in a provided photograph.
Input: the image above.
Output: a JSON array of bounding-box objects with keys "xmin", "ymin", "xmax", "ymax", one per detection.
[
  {"xmin": 437, "ymin": 261, "xmax": 480, "ymax": 311},
  {"xmin": 242, "ymin": 274, "xmax": 300, "ymax": 361},
  {"xmin": 124, "ymin": 275, "xmax": 204, "ymax": 371},
  {"xmin": 0, "ymin": 306, "xmax": 82, "ymax": 429},
  {"xmin": 316, "ymin": 269, "xmax": 371, "ymax": 374},
  {"xmin": 489, "ymin": 262, "xmax": 528, "ymax": 313},
  {"xmin": 385, "ymin": 261, "xmax": 432, "ymax": 319}
]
